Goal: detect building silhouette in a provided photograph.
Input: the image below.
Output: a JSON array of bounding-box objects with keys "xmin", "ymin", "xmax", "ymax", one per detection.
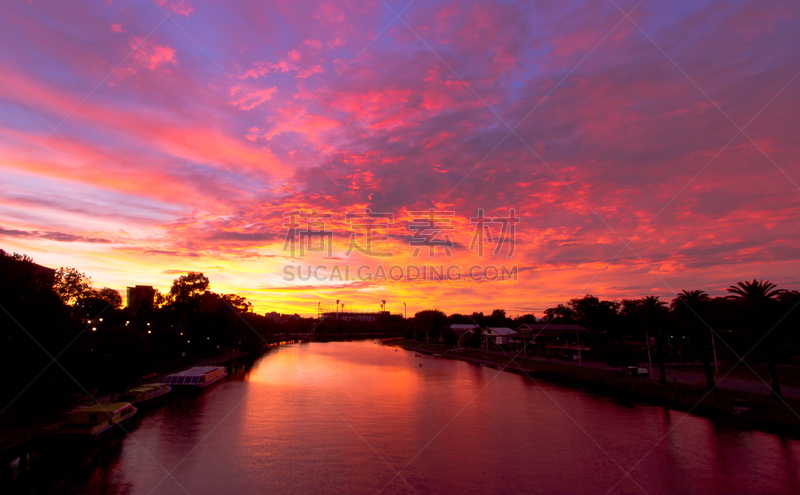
[
  {"xmin": 127, "ymin": 285, "xmax": 155, "ymax": 313},
  {"xmin": 321, "ymin": 311, "xmax": 390, "ymax": 322}
]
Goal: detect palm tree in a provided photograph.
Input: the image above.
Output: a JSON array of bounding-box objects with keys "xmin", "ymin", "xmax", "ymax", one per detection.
[
  {"xmin": 727, "ymin": 280, "xmax": 782, "ymax": 303},
  {"xmin": 727, "ymin": 280, "xmax": 785, "ymax": 399},
  {"xmin": 642, "ymin": 296, "xmax": 669, "ymax": 384},
  {"xmin": 671, "ymin": 290, "xmax": 715, "ymax": 390}
]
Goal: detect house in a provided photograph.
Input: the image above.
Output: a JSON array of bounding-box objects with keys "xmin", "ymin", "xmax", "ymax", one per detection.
[
  {"xmin": 517, "ymin": 323, "xmax": 590, "ymax": 358},
  {"xmin": 483, "ymin": 327, "xmax": 517, "ymax": 349},
  {"xmin": 450, "ymin": 324, "xmax": 480, "ymax": 346}
]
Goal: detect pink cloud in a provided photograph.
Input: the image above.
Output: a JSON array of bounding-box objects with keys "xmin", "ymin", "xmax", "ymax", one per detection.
[
  {"xmin": 327, "ymin": 37, "xmax": 345, "ymax": 49},
  {"xmin": 154, "ymin": 0, "xmax": 195, "ymax": 18},
  {"xmin": 304, "ymin": 39, "xmax": 323, "ymax": 51},
  {"xmin": 241, "ymin": 40, "xmax": 325, "ymax": 80},
  {"xmin": 129, "ymin": 36, "xmax": 177, "ymax": 70},
  {"xmin": 313, "ymin": 2, "xmax": 346, "ymax": 23},
  {"xmin": 229, "ymin": 86, "xmax": 278, "ymax": 110}
]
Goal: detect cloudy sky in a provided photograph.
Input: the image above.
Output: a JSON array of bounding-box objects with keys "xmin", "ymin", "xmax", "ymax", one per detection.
[{"xmin": 1, "ymin": 0, "xmax": 799, "ymax": 316}]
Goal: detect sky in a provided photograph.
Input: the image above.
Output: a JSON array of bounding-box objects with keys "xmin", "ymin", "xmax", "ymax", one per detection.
[{"xmin": 1, "ymin": 0, "xmax": 799, "ymax": 317}]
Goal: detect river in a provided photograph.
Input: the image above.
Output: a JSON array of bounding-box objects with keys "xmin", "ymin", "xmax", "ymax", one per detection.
[{"xmin": 31, "ymin": 341, "xmax": 800, "ymax": 494}]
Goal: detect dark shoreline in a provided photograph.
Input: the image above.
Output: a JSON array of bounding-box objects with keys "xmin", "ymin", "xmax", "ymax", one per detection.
[
  {"xmin": 384, "ymin": 338, "xmax": 800, "ymax": 438},
  {"xmin": 0, "ymin": 349, "xmax": 257, "ymax": 483},
  {"xmin": 0, "ymin": 334, "xmax": 403, "ymax": 483}
]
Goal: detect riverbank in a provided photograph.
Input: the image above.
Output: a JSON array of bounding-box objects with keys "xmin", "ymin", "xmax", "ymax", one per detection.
[
  {"xmin": 385, "ymin": 338, "xmax": 800, "ymax": 436},
  {"xmin": 2, "ymin": 335, "xmax": 400, "ymax": 484},
  {"xmin": 0, "ymin": 348, "xmax": 259, "ymax": 486}
]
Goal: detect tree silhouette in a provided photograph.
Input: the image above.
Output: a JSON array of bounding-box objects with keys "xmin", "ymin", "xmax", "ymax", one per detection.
[
  {"xmin": 641, "ymin": 296, "xmax": 669, "ymax": 384},
  {"xmin": 542, "ymin": 304, "xmax": 576, "ymax": 323},
  {"xmin": 94, "ymin": 287, "xmax": 122, "ymax": 308},
  {"xmin": 516, "ymin": 313, "xmax": 537, "ymax": 324},
  {"xmin": 53, "ymin": 267, "xmax": 93, "ymax": 305},
  {"xmin": 671, "ymin": 290, "xmax": 715, "ymax": 390},
  {"xmin": 154, "ymin": 288, "xmax": 168, "ymax": 308},
  {"xmin": 223, "ymin": 293, "xmax": 252, "ymax": 314},
  {"xmin": 568, "ymin": 295, "xmax": 619, "ymax": 332},
  {"xmin": 169, "ymin": 272, "xmax": 210, "ymax": 304},
  {"xmin": 1, "ymin": 253, "xmax": 75, "ymax": 403},
  {"xmin": 413, "ymin": 309, "xmax": 447, "ymax": 343},
  {"xmin": 487, "ymin": 309, "xmax": 509, "ymax": 327},
  {"xmin": 7, "ymin": 252, "xmax": 34, "ymax": 263},
  {"xmin": 727, "ymin": 280, "xmax": 785, "ymax": 398},
  {"xmin": 727, "ymin": 279, "xmax": 782, "ymax": 302}
]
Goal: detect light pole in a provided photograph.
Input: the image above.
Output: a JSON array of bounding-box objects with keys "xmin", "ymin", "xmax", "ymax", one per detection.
[
  {"xmin": 403, "ymin": 302, "xmax": 407, "ymax": 319},
  {"xmin": 711, "ymin": 326, "xmax": 719, "ymax": 375},
  {"xmin": 336, "ymin": 299, "xmax": 339, "ymax": 320},
  {"xmin": 645, "ymin": 326, "xmax": 654, "ymax": 380}
]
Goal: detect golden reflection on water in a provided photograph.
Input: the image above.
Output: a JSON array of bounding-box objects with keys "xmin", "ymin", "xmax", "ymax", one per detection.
[{"xmin": 29, "ymin": 341, "xmax": 800, "ymax": 494}]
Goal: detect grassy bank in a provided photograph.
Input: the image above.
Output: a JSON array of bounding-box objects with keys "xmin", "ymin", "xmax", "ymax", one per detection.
[
  {"xmin": 386, "ymin": 338, "xmax": 800, "ymax": 436},
  {"xmin": 666, "ymin": 362, "xmax": 800, "ymax": 388}
]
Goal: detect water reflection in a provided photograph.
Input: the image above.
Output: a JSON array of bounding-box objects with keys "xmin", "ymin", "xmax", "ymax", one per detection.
[{"xmin": 26, "ymin": 341, "xmax": 800, "ymax": 494}]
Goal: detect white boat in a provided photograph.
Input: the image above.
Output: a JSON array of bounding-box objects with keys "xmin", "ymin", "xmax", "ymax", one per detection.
[
  {"xmin": 163, "ymin": 366, "xmax": 228, "ymax": 391},
  {"xmin": 118, "ymin": 383, "xmax": 172, "ymax": 407},
  {"xmin": 47, "ymin": 402, "xmax": 138, "ymax": 441},
  {"xmin": 625, "ymin": 366, "xmax": 649, "ymax": 376}
]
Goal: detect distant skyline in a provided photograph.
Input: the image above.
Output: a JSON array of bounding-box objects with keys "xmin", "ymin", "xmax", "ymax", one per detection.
[{"xmin": 1, "ymin": 0, "xmax": 799, "ymax": 316}]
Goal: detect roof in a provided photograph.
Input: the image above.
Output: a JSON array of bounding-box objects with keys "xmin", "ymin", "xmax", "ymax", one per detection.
[
  {"xmin": 79, "ymin": 402, "xmax": 133, "ymax": 413},
  {"xmin": 518, "ymin": 323, "xmax": 589, "ymax": 333},
  {"xmin": 167, "ymin": 366, "xmax": 224, "ymax": 377},
  {"xmin": 484, "ymin": 327, "xmax": 517, "ymax": 336},
  {"xmin": 128, "ymin": 384, "xmax": 166, "ymax": 393},
  {"xmin": 451, "ymin": 324, "xmax": 480, "ymax": 330}
]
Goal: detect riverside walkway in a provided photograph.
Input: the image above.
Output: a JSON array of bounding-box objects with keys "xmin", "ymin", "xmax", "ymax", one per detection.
[{"xmin": 392, "ymin": 340, "xmax": 800, "ymax": 400}]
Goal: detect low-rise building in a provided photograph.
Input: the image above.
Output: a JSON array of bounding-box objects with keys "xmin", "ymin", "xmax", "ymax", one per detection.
[
  {"xmin": 517, "ymin": 323, "xmax": 590, "ymax": 359},
  {"xmin": 266, "ymin": 312, "xmax": 301, "ymax": 322},
  {"xmin": 450, "ymin": 324, "xmax": 480, "ymax": 346},
  {"xmin": 321, "ymin": 311, "xmax": 390, "ymax": 322},
  {"xmin": 483, "ymin": 327, "xmax": 517, "ymax": 348}
]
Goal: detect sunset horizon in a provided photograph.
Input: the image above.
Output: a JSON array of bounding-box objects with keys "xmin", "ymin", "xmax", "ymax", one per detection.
[
  {"xmin": 2, "ymin": 0, "xmax": 799, "ymax": 315},
  {"xmin": 4, "ymin": 2, "xmax": 800, "ymax": 493}
]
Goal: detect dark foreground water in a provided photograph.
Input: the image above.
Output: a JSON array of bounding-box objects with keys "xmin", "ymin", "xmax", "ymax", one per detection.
[{"xmin": 31, "ymin": 341, "xmax": 800, "ymax": 494}]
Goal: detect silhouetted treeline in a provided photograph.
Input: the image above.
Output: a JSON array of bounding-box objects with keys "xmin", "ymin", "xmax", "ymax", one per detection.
[
  {"xmin": 0, "ymin": 252, "xmax": 349, "ymax": 410},
  {"xmin": 3, "ymin": 248, "xmax": 799, "ymax": 408},
  {"xmin": 406, "ymin": 283, "xmax": 800, "ymax": 398}
]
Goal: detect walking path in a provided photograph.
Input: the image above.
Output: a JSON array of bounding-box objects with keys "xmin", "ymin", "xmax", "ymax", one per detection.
[
  {"xmin": 415, "ymin": 344, "xmax": 800, "ymax": 400},
  {"xmin": 522, "ymin": 354, "xmax": 800, "ymax": 398}
]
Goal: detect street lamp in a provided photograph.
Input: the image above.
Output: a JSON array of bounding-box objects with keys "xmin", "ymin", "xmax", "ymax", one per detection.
[{"xmin": 336, "ymin": 299, "xmax": 340, "ymax": 320}]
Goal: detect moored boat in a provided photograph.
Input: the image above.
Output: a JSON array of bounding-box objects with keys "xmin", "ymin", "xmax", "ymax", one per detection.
[
  {"xmin": 118, "ymin": 383, "xmax": 171, "ymax": 407},
  {"xmin": 46, "ymin": 402, "xmax": 138, "ymax": 442},
  {"xmin": 163, "ymin": 366, "xmax": 227, "ymax": 392}
]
